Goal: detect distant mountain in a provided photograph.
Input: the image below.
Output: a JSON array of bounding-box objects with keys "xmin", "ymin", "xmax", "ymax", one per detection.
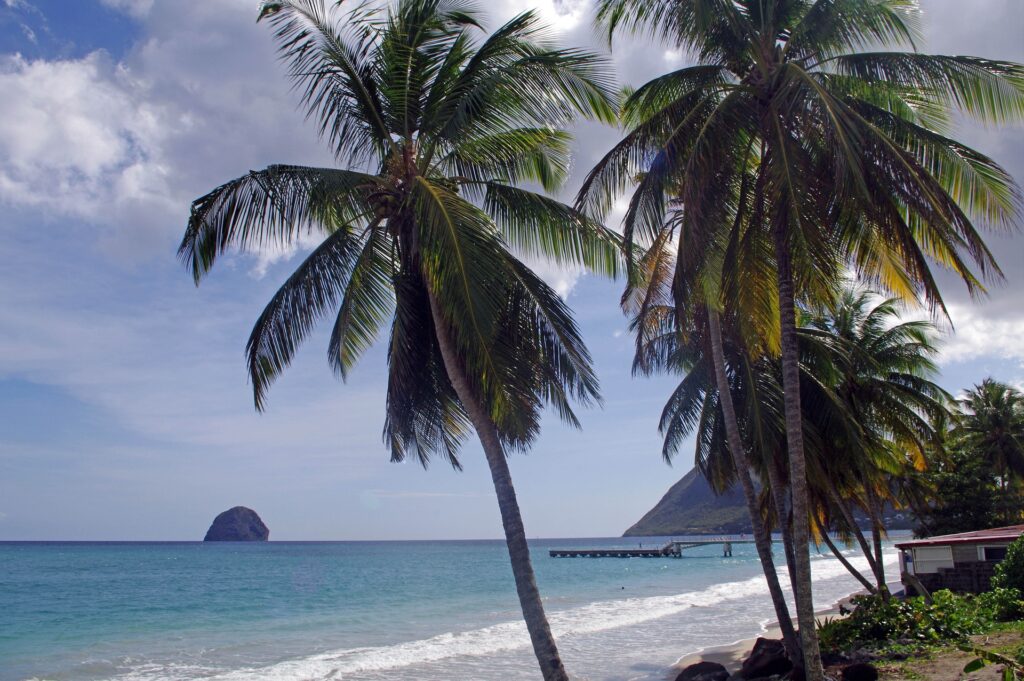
[
  {"xmin": 623, "ymin": 468, "xmax": 916, "ymax": 537},
  {"xmin": 624, "ymin": 468, "xmax": 750, "ymax": 536}
]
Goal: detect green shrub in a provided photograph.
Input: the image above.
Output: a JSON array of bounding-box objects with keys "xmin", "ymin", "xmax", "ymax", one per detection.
[
  {"xmin": 993, "ymin": 537, "xmax": 1024, "ymax": 592},
  {"xmin": 818, "ymin": 589, "xmax": 1021, "ymax": 653},
  {"xmin": 976, "ymin": 587, "xmax": 1024, "ymax": 622}
]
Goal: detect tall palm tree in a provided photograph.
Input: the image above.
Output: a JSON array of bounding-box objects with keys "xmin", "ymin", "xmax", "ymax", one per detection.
[
  {"xmin": 626, "ymin": 184, "xmax": 802, "ymax": 659},
  {"xmin": 955, "ymin": 379, "xmax": 1024, "ymax": 522},
  {"xmin": 581, "ymin": 2, "xmax": 1023, "ymax": 676},
  {"xmin": 627, "ymin": 226, "xmax": 801, "ymax": 662},
  {"xmin": 178, "ymin": 2, "xmax": 618, "ymax": 678}
]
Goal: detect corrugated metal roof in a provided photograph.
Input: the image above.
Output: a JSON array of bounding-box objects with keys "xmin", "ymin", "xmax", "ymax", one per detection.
[{"xmin": 895, "ymin": 524, "xmax": 1024, "ymax": 549}]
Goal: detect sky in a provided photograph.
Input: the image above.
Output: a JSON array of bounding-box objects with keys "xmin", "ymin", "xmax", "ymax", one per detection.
[{"xmin": 0, "ymin": 0, "xmax": 1022, "ymax": 541}]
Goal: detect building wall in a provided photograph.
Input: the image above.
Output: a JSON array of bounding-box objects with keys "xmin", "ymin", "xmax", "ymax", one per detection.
[
  {"xmin": 901, "ymin": 538, "xmax": 1016, "ymax": 595},
  {"xmin": 910, "ymin": 560, "xmax": 998, "ymax": 595},
  {"xmin": 952, "ymin": 544, "xmax": 979, "ymax": 563},
  {"xmin": 911, "ymin": 545, "xmax": 954, "ymax": 574}
]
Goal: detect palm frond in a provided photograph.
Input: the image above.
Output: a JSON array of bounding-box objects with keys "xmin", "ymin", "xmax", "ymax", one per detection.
[
  {"xmin": 245, "ymin": 223, "xmax": 372, "ymax": 410},
  {"xmin": 327, "ymin": 224, "xmax": 396, "ymax": 379},
  {"xmin": 180, "ymin": 165, "xmax": 378, "ymax": 282},
  {"xmin": 829, "ymin": 53, "xmax": 1024, "ymax": 124},
  {"xmin": 484, "ymin": 182, "xmax": 622, "ymax": 278}
]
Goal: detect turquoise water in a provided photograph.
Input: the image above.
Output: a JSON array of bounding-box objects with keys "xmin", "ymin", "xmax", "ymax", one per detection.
[{"xmin": 0, "ymin": 538, "xmax": 899, "ymax": 681}]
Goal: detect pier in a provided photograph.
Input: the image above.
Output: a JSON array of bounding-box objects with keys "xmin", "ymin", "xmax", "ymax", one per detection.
[{"xmin": 548, "ymin": 539, "xmax": 757, "ymax": 559}]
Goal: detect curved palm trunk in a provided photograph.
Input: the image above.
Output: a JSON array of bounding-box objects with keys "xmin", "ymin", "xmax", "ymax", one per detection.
[
  {"xmin": 815, "ymin": 517, "xmax": 877, "ymax": 594},
  {"xmin": 825, "ymin": 484, "xmax": 886, "ymax": 596},
  {"xmin": 707, "ymin": 309, "xmax": 801, "ymax": 662},
  {"xmin": 765, "ymin": 455, "xmax": 799, "ymax": 597},
  {"xmin": 864, "ymin": 486, "xmax": 888, "ymax": 593},
  {"xmin": 426, "ymin": 289, "xmax": 568, "ymax": 681},
  {"xmin": 772, "ymin": 225, "xmax": 824, "ymax": 681},
  {"xmin": 869, "ymin": 521, "xmax": 887, "ymax": 592}
]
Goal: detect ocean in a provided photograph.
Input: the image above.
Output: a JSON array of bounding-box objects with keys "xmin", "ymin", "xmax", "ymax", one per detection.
[{"xmin": 0, "ymin": 537, "xmax": 900, "ymax": 681}]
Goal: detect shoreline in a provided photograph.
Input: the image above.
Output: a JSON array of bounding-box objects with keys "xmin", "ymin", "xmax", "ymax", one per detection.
[{"xmin": 669, "ymin": 581, "xmax": 903, "ymax": 678}]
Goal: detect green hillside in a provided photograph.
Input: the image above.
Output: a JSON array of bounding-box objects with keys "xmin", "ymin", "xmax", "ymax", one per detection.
[
  {"xmin": 623, "ymin": 468, "xmax": 750, "ymax": 536},
  {"xmin": 624, "ymin": 468, "xmax": 917, "ymax": 536}
]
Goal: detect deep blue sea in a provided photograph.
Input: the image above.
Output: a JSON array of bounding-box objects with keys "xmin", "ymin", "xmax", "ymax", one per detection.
[{"xmin": 0, "ymin": 538, "xmax": 899, "ymax": 681}]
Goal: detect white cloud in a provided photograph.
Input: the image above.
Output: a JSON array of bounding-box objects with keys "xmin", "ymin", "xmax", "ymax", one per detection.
[
  {"xmin": 491, "ymin": 0, "xmax": 589, "ymax": 30},
  {"xmin": 0, "ymin": 0, "xmax": 331, "ymax": 262},
  {"xmin": 0, "ymin": 52, "xmax": 175, "ymax": 227},
  {"xmin": 99, "ymin": 0, "xmax": 154, "ymax": 17},
  {"xmin": 521, "ymin": 257, "xmax": 584, "ymax": 298},
  {"xmin": 939, "ymin": 302, "xmax": 1024, "ymax": 365}
]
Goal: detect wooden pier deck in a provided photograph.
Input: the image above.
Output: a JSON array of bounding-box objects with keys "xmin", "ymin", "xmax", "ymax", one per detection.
[{"xmin": 548, "ymin": 539, "xmax": 758, "ymax": 559}]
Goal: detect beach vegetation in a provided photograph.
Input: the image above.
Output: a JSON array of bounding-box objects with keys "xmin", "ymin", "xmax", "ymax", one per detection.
[
  {"xmin": 818, "ymin": 589, "xmax": 1024, "ymax": 655},
  {"xmin": 178, "ymin": 1, "xmax": 618, "ymax": 678},
  {"xmin": 994, "ymin": 538, "xmax": 1024, "ymax": 593},
  {"xmin": 954, "ymin": 379, "xmax": 1024, "ymax": 525},
  {"xmin": 640, "ymin": 282, "xmax": 950, "ymax": 604},
  {"xmin": 623, "ymin": 182, "xmax": 802, "ymax": 657},
  {"xmin": 914, "ymin": 445, "xmax": 1002, "ymax": 537}
]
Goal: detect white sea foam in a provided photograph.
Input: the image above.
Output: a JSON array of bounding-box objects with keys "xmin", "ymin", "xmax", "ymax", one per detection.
[{"xmin": 116, "ymin": 548, "xmax": 899, "ymax": 681}]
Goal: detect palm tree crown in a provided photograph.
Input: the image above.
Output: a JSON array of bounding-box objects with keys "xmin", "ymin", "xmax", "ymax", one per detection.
[
  {"xmin": 180, "ymin": 0, "xmax": 619, "ymax": 466},
  {"xmin": 584, "ymin": 0, "xmax": 1023, "ymax": 306},
  {"xmin": 956, "ymin": 378, "xmax": 1024, "ymax": 484}
]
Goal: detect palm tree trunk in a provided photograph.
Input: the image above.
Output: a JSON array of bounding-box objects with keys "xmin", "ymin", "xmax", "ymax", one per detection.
[
  {"xmin": 707, "ymin": 309, "xmax": 800, "ymax": 662},
  {"xmin": 765, "ymin": 455, "xmax": 799, "ymax": 596},
  {"xmin": 825, "ymin": 484, "xmax": 886, "ymax": 595},
  {"xmin": 426, "ymin": 289, "xmax": 568, "ymax": 681},
  {"xmin": 772, "ymin": 224, "xmax": 824, "ymax": 681},
  {"xmin": 815, "ymin": 517, "xmax": 877, "ymax": 594},
  {"xmin": 864, "ymin": 486, "xmax": 888, "ymax": 594},
  {"xmin": 870, "ymin": 520, "xmax": 887, "ymax": 592}
]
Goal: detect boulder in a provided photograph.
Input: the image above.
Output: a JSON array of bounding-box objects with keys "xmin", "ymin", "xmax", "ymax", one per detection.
[
  {"xmin": 840, "ymin": 663, "xmax": 878, "ymax": 681},
  {"xmin": 676, "ymin": 661, "xmax": 730, "ymax": 681},
  {"xmin": 739, "ymin": 638, "xmax": 792, "ymax": 680},
  {"xmin": 203, "ymin": 506, "xmax": 269, "ymax": 541}
]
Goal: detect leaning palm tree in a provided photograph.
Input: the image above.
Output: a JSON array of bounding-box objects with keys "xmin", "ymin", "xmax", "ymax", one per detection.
[
  {"xmin": 178, "ymin": 2, "xmax": 618, "ymax": 678},
  {"xmin": 627, "ymin": 192, "xmax": 801, "ymax": 662},
  {"xmin": 804, "ymin": 287, "xmax": 949, "ymax": 594},
  {"xmin": 955, "ymin": 379, "xmax": 1024, "ymax": 522},
  {"xmin": 582, "ymin": 2, "xmax": 1024, "ymax": 676}
]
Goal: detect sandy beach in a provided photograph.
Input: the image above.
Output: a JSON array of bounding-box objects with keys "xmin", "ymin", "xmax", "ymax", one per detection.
[{"xmin": 669, "ymin": 582, "xmax": 903, "ymax": 678}]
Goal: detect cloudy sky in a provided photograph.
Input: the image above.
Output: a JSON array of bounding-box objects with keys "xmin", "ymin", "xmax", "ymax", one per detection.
[{"xmin": 1, "ymin": 0, "xmax": 1022, "ymax": 541}]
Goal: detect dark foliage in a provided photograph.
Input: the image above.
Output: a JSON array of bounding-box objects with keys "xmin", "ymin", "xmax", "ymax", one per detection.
[{"xmin": 914, "ymin": 447, "xmax": 1003, "ymax": 537}]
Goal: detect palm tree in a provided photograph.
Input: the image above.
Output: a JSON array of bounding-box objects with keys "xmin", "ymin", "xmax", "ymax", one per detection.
[
  {"xmin": 626, "ymin": 226, "xmax": 800, "ymax": 662},
  {"xmin": 803, "ymin": 287, "xmax": 949, "ymax": 594},
  {"xmin": 581, "ymin": 3, "xmax": 1023, "ymax": 676},
  {"xmin": 955, "ymin": 379, "xmax": 1024, "ymax": 522},
  {"xmin": 178, "ymin": 2, "xmax": 619, "ymax": 678}
]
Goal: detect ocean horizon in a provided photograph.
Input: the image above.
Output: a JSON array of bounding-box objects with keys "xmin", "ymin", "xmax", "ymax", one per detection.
[{"xmin": 0, "ymin": 536, "xmax": 901, "ymax": 681}]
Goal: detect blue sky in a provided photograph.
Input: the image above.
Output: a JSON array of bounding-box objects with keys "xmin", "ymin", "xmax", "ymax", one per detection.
[{"xmin": 1, "ymin": 0, "xmax": 1022, "ymax": 541}]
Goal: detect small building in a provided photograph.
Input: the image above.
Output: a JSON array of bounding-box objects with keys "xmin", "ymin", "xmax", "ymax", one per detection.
[{"xmin": 897, "ymin": 524, "xmax": 1023, "ymax": 595}]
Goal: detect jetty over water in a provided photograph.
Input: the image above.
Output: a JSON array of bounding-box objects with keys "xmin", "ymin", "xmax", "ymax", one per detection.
[{"xmin": 548, "ymin": 538, "xmax": 757, "ymax": 559}]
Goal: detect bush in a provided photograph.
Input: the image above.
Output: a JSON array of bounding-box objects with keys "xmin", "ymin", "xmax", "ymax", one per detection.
[
  {"xmin": 993, "ymin": 536, "xmax": 1024, "ymax": 592},
  {"xmin": 818, "ymin": 589, "xmax": 1023, "ymax": 654},
  {"xmin": 976, "ymin": 587, "xmax": 1024, "ymax": 622}
]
